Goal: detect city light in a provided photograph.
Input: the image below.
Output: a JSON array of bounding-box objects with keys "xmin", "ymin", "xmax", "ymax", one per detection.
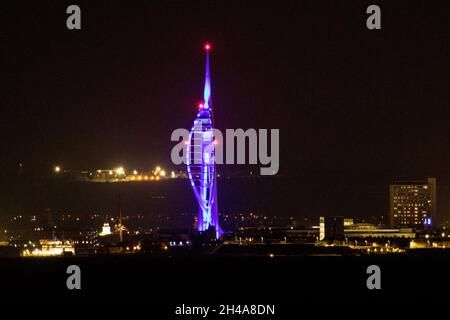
[
  {"xmin": 99, "ymin": 223, "xmax": 112, "ymax": 236},
  {"xmin": 64, "ymin": 166, "xmax": 181, "ymax": 182},
  {"xmin": 22, "ymin": 240, "xmax": 75, "ymax": 257},
  {"xmin": 54, "ymin": 166, "xmax": 61, "ymax": 173}
]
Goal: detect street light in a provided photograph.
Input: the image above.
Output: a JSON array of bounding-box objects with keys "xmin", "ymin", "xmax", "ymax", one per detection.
[{"xmin": 54, "ymin": 166, "xmax": 61, "ymax": 173}]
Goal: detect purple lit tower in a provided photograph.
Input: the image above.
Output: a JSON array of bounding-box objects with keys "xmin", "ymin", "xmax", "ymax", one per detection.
[{"xmin": 186, "ymin": 43, "xmax": 222, "ymax": 239}]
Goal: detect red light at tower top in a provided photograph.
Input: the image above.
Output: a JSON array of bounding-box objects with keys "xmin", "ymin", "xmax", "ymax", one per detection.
[{"xmin": 204, "ymin": 43, "xmax": 211, "ymax": 51}]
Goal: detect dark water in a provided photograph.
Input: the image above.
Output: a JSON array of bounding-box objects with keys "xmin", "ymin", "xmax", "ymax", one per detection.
[
  {"xmin": 0, "ymin": 176, "xmax": 311, "ymax": 219},
  {"xmin": 2, "ymin": 174, "xmax": 448, "ymax": 224},
  {"xmin": 1, "ymin": 255, "xmax": 449, "ymax": 303}
]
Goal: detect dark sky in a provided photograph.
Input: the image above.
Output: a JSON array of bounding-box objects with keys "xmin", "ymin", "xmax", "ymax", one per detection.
[{"xmin": 1, "ymin": 1, "xmax": 449, "ymax": 220}]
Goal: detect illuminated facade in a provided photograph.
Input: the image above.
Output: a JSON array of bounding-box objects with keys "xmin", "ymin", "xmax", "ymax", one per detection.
[
  {"xmin": 99, "ymin": 223, "xmax": 112, "ymax": 236},
  {"xmin": 186, "ymin": 44, "xmax": 222, "ymax": 239},
  {"xmin": 389, "ymin": 178, "xmax": 436, "ymax": 229},
  {"xmin": 22, "ymin": 240, "xmax": 75, "ymax": 256}
]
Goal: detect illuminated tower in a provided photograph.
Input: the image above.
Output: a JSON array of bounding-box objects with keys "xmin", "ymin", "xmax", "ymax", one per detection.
[{"xmin": 186, "ymin": 43, "xmax": 222, "ymax": 239}]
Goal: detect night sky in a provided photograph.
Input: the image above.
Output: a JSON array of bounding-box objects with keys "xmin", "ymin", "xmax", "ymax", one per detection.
[{"xmin": 2, "ymin": 1, "xmax": 449, "ymax": 221}]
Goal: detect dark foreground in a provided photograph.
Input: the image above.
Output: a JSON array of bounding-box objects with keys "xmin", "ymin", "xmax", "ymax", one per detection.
[{"xmin": 1, "ymin": 255, "xmax": 449, "ymax": 314}]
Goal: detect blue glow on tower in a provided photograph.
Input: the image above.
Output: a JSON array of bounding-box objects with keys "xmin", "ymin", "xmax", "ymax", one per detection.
[{"xmin": 186, "ymin": 43, "xmax": 222, "ymax": 239}]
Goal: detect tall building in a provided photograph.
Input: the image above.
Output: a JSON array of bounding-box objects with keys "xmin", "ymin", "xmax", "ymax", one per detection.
[
  {"xmin": 186, "ymin": 43, "xmax": 222, "ymax": 239},
  {"xmin": 389, "ymin": 178, "xmax": 436, "ymax": 229}
]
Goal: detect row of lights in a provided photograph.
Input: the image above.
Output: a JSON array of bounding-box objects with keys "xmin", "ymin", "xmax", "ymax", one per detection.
[{"xmin": 54, "ymin": 165, "xmax": 177, "ymax": 178}]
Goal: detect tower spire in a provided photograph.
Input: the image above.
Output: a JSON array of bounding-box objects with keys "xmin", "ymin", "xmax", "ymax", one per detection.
[
  {"xmin": 186, "ymin": 43, "xmax": 222, "ymax": 239},
  {"xmin": 203, "ymin": 43, "xmax": 211, "ymax": 109}
]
